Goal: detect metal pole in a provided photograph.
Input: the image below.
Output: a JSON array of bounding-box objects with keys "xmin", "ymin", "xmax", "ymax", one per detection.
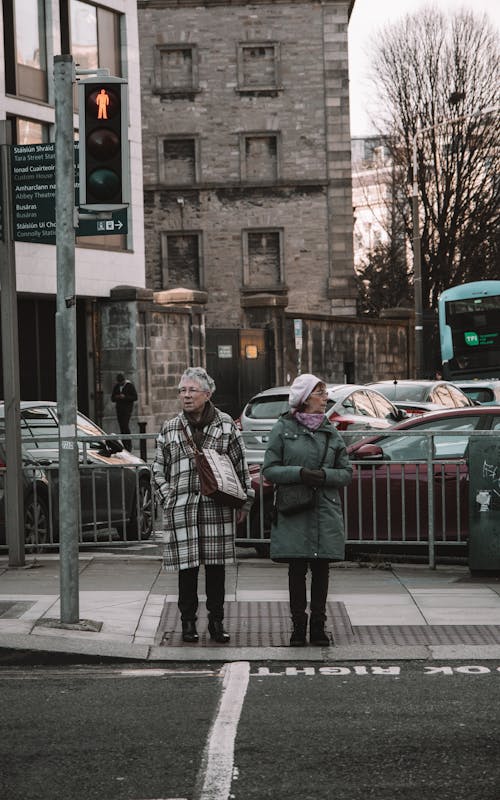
[
  {"xmin": 0, "ymin": 120, "xmax": 25, "ymax": 566},
  {"xmin": 411, "ymin": 131, "xmax": 424, "ymax": 379},
  {"xmin": 54, "ymin": 54, "xmax": 81, "ymax": 623}
]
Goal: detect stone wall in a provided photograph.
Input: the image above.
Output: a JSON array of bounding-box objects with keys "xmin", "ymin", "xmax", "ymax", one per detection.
[
  {"xmin": 283, "ymin": 314, "xmax": 412, "ymax": 385},
  {"xmin": 98, "ymin": 290, "xmax": 411, "ymax": 445},
  {"xmin": 99, "ymin": 288, "xmax": 205, "ymax": 444}
]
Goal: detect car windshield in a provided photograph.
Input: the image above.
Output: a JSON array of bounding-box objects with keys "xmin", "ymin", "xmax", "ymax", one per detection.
[
  {"xmin": 245, "ymin": 395, "xmax": 290, "ymax": 420},
  {"xmin": 375, "ymin": 415, "xmax": 482, "ymax": 461}
]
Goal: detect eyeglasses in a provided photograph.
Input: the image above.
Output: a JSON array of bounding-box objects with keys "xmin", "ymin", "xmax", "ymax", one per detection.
[
  {"xmin": 178, "ymin": 387, "xmax": 205, "ymax": 396},
  {"xmin": 309, "ymin": 390, "xmax": 328, "ymax": 398}
]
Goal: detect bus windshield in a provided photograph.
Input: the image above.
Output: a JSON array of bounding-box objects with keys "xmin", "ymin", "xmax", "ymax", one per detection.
[{"xmin": 439, "ymin": 281, "xmax": 500, "ymax": 379}]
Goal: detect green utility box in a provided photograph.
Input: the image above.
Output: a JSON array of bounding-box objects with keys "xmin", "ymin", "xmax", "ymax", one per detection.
[{"xmin": 468, "ymin": 436, "xmax": 500, "ymax": 573}]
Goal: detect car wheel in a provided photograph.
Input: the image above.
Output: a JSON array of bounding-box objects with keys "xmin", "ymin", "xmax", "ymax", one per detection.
[
  {"xmin": 128, "ymin": 478, "xmax": 153, "ymax": 540},
  {"xmin": 24, "ymin": 494, "xmax": 51, "ymax": 551}
]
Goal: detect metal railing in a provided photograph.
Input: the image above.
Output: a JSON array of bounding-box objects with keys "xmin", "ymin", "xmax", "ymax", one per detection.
[
  {"xmin": 237, "ymin": 428, "xmax": 497, "ymax": 567},
  {"xmin": 1, "ymin": 428, "xmax": 496, "ymax": 566},
  {"xmin": 0, "ymin": 432, "xmax": 160, "ymax": 552}
]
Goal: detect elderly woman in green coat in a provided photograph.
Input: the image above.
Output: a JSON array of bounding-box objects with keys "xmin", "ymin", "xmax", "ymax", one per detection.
[{"xmin": 263, "ymin": 373, "xmax": 352, "ymax": 647}]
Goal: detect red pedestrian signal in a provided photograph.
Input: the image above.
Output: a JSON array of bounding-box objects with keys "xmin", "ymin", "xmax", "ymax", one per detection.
[{"xmin": 78, "ymin": 77, "xmax": 129, "ymax": 210}]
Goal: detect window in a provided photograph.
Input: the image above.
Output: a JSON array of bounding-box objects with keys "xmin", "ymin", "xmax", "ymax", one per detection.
[
  {"xmin": 370, "ymin": 392, "xmax": 399, "ymax": 421},
  {"xmin": 237, "ymin": 42, "xmax": 280, "ymax": 92},
  {"xmin": 10, "ymin": 116, "xmax": 50, "ymax": 144},
  {"xmin": 349, "ymin": 391, "xmax": 377, "ymax": 417},
  {"xmin": 380, "ymin": 417, "xmax": 481, "ymax": 461},
  {"xmin": 70, "ymin": 0, "xmax": 98, "ymax": 69},
  {"xmin": 161, "ymin": 232, "xmax": 202, "ymax": 290},
  {"xmin": 3, "ymin": 0, "xmax": 48, "ymax": 100},
  {"xmin": 241, "ymin": 134, "xmax": 278, "ymax": 182},
  {"xmin": 59, "ymin": 0, "xmax": 121, "ymax": 76},
  {"xmin": 154, "ymin": 45, "xmax": 198, "ymax": 96},
  {"xmin": 243, "ymin": 229, "xmax": 283, "ymax": 290},
  {"xmin": 159, "ymin": 137, "xmax": 198, "ymax": 185}
]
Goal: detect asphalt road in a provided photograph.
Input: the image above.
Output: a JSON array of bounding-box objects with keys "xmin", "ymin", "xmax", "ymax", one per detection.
[{"xmin": 2, "ymin": 657, "xmax": 500, "ymax": 800}]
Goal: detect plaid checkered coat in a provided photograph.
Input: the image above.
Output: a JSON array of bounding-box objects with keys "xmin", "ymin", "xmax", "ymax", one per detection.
[{"xmin": 152, "ymin": 409, "xmax": 254, "ymax": 571}]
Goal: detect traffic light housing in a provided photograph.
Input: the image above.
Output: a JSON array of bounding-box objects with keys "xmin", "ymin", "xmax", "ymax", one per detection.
[{"xmin": 78, "ymin": 76, "xmax": 129, "ymax": 211}]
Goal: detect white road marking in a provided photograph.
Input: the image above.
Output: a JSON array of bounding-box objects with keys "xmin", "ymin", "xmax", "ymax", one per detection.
[{"xmin": 195, "ymin": 661, "xmax": 250, "ymax": 800}]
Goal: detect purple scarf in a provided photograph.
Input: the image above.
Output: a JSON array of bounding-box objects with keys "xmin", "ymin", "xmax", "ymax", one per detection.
[{"xmin": 293, "ymin": 411, "xmax": 325, "ymax": 431}]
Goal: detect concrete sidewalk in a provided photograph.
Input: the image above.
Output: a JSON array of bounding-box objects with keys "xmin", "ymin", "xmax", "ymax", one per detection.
[{"xmin": 2, "ymin": 551, "xmax": 500, "ymax": 661}]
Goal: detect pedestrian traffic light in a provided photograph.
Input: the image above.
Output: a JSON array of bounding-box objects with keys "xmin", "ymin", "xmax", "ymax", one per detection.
[{"xmin": 78, "ymin": 76, "xmax": 129, "ymax": 211}]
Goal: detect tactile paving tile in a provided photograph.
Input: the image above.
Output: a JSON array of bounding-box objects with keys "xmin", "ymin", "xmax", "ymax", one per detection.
[
  {"xmin": 158, "ymin": 600, "xmax": 500, "ymax": 648},
  {"xmin": 354, "ymin": 624, "xmax": 500, "ymax": 646},
  {"xmin": 159, "ymin": 601, "xmax": 353, "ymax": 647}
]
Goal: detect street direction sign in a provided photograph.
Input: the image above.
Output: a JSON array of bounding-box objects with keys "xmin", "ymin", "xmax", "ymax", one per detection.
[
  {"xmin": 11, "ymin": 143, "xmax": 58, "ymax": 243},
  {"xmin": 10, "ymin": 143, "xmax": 128, "ymax": 243}
]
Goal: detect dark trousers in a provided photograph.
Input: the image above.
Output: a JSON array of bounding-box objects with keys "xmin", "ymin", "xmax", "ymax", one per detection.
[
  {"xmin": 288, "ymin": 559, "xmax": 330, "ymax": 624},
  {"xmin": 117, "ymin": 409, "xmax": 132, "ymax": 451},
  {"xmin": 178, "ymin": 565, "xmax": 225, "ymax": 622}
]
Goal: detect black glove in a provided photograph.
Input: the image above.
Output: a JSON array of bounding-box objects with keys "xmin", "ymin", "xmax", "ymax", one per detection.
[{"xmin": 300, "ymin": 468, "xmax": 326, "ymax": 487}]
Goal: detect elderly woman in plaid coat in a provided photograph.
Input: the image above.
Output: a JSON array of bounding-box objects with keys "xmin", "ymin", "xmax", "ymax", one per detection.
[{"xmin": 152, "ymin": 367, "xmax": 254, "ymax": 643}]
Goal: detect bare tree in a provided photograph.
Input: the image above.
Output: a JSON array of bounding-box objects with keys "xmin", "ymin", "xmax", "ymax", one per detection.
[{"xmin": 369, "ymin": 7, "xmax": 500, "ymax": 310}]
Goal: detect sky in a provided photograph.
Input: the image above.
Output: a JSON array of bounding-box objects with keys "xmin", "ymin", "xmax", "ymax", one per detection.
[{"xmin": 348, "ymin": 0, "xmax": 500, "ymax": 136}]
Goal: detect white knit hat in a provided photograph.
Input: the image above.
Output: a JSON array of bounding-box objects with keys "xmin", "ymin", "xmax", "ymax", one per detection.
[{"xmin": 288, "ymin": 373, "xmax": 323, "ymax": 409}]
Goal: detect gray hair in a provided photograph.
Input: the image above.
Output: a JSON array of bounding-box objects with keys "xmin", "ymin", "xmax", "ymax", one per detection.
[{"xmin": 179, "ymin": 367, "xmax": 216, "ymax": 395}]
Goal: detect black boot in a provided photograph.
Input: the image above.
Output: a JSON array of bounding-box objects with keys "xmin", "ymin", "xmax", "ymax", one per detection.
[
  {"xmin": 208, "ymin": 619, "xmax": 230, "ymax": 643},
  {"xmin": 182, "ymin": 620, "xmax": 199, "ymax": 643},
  {"xmin": 290, "ymin": 617, "xmax": 307, "ymax": 647},
  {"xmin": 310, "ymin": 618, "xmax": 330, "ymax": 646}
]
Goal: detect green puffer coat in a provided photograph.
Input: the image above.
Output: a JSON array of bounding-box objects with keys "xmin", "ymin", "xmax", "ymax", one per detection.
[{"xmin": 262, "ymin": 413, "xmax": 352, "ymax": 561}]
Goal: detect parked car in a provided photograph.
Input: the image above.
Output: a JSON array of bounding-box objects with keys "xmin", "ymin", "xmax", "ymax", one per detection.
[
  {"xmin": 239, "ymin": 406, "xmax": 500, "ymax": 554},
  {"xmin": 0, "ymin": 441, "xmax": 50, "ymax": 549},
  {"xmin": 239, "ymin": 383, "xmax": 406, "ymax": 451},
  {"xmin": 0, "ymin": 401, "xmax": 153, "ymax": 549},
  {"xmin": 367, "ymin": 379, "xmax": 475, "ymax": 416},
  {"xmin": 452, "ymin": 380, "xmax": 500, "ymax": 406}
]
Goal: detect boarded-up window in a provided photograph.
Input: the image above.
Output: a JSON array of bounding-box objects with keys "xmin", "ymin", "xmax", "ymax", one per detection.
[
  {"xmin": 162, "ymin": 233, "xmax": 201, "ymax": 289},
  {"xmin": 238, "ymin": 43, "xmax": 279, "ymax": 90},
  {"xmin": 155, "ymin": 46, "xmax": 198, "ymax": 94},
  {"xmin": 161, "ymin": 138, "xmax": 196, "ymax": 184},
  {"xmin": 243, "ymin": 135, "xmax": 278, "ymax": 182},
  {"xmin": 244, "ymin": 230, "xmax": 282, "ymax": 288}
]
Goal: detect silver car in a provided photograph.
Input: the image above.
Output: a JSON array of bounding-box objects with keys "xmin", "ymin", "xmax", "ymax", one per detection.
[{"xmin": 239, "ymin": 383, "xmax": 405, "ymax": 453}]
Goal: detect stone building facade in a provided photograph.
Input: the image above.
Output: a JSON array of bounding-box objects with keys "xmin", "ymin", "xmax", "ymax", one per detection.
[{"xmin": 136, "ymin": 0, "xmax": 382, "ymax": 417}]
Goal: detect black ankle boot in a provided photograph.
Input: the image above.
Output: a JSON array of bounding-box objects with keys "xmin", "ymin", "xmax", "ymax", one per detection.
[
  {"xmin": 310, "ymin": 618, "xmax": 330, "ymax": 646},
  {"xmin": 290, "ymin": 618, "xmax": 307, "ymax": 647},
  {"xmin": 182, "ymin": 620, "xmax": 199, "ymax": 643},
  {"xmin": 208, "ymin": 619, "xmax": 230, "ymax": 643}
]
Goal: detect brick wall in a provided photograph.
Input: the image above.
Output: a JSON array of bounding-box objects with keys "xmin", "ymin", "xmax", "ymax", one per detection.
[{"xmin": 138, "ymin": 0, "xmax": 357, "ymax": 326}]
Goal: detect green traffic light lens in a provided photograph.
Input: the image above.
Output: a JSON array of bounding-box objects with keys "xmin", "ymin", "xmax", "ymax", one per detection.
[
  {"xmin": 87, "ymin": 168, "xmax": 121, "ymax": 201},
  {"xmin": 87, "ymin": 129, "xmax": 120, "ymax": 160}
]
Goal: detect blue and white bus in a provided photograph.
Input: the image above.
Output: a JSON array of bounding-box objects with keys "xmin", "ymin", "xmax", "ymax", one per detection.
[{"xmin": 438, "ymin": 281, "xmax": 500, "ymax": 379}]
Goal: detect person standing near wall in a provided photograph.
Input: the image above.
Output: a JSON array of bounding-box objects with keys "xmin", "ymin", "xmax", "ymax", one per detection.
[{"xmin": 111, "ymin": 372, "xmax": 138, "ymax": 451}]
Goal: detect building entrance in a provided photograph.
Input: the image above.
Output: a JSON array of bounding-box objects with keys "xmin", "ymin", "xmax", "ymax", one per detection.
[{"xmin": 206, "ymin": 328, "xmax": 272, "ymax": 419}]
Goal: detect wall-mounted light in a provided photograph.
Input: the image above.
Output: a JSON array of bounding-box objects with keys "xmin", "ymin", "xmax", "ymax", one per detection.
[{"xmin": 245, "ymin": 344, "xmax": 258, "ymax": 359}]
